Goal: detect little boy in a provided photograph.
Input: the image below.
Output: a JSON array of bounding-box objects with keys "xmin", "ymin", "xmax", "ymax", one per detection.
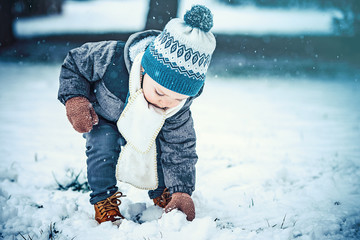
[{"xmin": 58, "ymin": 5, "xmax": 216, "ymax": 223}]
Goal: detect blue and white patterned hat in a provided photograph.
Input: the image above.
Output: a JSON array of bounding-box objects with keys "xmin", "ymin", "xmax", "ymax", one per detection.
[{"xmin": 141, "ymin": 5, "xmax": 216, "ymax": 96}]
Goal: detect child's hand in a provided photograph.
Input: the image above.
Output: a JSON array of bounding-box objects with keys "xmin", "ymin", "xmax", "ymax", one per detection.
[
  {"xmin": 165, "ymin": 192, "xmax": 195, "ymax": 221},
  {"xmin": 65, "ymin": 96, "xmax": 99, "ymax": 133}
]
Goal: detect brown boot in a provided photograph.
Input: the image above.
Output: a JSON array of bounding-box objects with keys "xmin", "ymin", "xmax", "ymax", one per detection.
[
  {"xmin": 94, "ymin": 192, "xmax": 125, "ymax": 224},
  {"xmin": 153, "ymin": 188, "xmax": 172, "ymax": 208}
]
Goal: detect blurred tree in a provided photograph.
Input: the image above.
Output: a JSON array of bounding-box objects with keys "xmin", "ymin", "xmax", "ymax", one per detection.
[
  {"xmin": 0, "ymin": 0, "xmax": 63, "ymax": 48},
  {"xmin": 145, "ymin": 0, "xmax": 178, "ymax": 30},
  {"xmin": 0, "ymin": 0, "xmax": 15, "ymax": 48},
  {"xmin": 333, "ymin": 1, "xmax": 360, "ymax": 36}
]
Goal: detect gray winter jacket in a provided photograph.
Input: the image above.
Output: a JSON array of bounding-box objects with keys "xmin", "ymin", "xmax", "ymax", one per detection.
[{"xmin": 58, "ymin": 30, "xmax": 201, "ymax": 196}]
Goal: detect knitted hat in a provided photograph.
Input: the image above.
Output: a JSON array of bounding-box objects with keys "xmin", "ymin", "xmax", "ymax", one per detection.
[{"xmin": 141, "ymin": 5, "xmax": 216, "ymax": 96}]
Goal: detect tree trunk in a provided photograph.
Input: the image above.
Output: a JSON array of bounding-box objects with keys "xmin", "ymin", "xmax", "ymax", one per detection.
[
  {"xmin": 145, "ymin": 0, "xmax": 178, "ymax": 31},
  {"xmin": 0, "ymin": 0, "xmax": 15, "ymax": 48}
]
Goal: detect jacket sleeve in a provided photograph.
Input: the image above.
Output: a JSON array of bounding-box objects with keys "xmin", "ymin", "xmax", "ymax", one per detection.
[
  {"xmin": 157, "ymin": 101, "xmax": 198, "ymax": 196},
  {"xmin": 58, "ymin": 41, "xmax": 118, "ymax": 104}
]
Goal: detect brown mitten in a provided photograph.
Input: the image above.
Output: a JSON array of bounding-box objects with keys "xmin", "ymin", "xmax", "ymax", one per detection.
[
  {"xmin": 165, "ymin": 192, "xmax": 195, "ymax": 221},
  {"xmin": 65, "ymin": 96, "xmax": 99, "ymax": 133}
]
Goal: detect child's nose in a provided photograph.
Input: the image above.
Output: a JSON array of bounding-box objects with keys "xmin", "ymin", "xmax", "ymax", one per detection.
[
  {"xmin": 159, "ymin": 98, "xmax": 173, "ymax": 109},
  {"xmin": 156, "ymin": 99, "xmax": 165, "ymax": 109}
]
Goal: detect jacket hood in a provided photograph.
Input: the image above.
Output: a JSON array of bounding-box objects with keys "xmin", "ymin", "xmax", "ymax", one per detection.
[{"xmin": 124, "ymin": 30, "xmax": 161, "ymax": 73}]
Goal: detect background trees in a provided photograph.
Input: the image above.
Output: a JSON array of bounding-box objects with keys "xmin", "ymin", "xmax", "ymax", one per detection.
[
  {"xmin": 145, "ymin": 0, "xmax": 178, "ymax": 30},
  {"xmin": 0, "ymin": 0, "xmax": 15, "ymax": 47},
  {"xmin": 0, "ymin": 0, "xmax": 63, "ymax": 48}
]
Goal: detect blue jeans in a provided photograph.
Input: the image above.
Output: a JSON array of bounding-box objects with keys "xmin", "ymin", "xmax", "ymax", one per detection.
[{"xmin": 83, "ymin": 117, "xmax": 166, "ymax": 204}]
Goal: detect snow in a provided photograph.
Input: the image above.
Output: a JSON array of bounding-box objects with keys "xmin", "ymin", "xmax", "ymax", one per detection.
[
  {"xmin": 14, "ymin": 0, "xmax": 149, "ymax": 36},
  {"xmin": 179, "ymin": 0, "xmax": 340, "ymax": 35},
  {"xmin": 14, "ymin": 0, "xmax": 341, "ymax": 37},
  {"xmin": 0, "ymin": 62, "xmax": 359, "ymax": 239}
]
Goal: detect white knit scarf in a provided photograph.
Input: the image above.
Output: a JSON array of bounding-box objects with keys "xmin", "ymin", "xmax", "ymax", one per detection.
[{"xmin": 116, "ymin": 52, "xmax": 186, "ymax": 189}]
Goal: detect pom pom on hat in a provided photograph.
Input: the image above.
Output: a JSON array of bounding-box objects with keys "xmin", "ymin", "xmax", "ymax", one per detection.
[
  {"xmin": 184, "ymin": 5, "xmax": 214, "ymax": 32},
  {"xmin": 141, "ymin": 5, "xmax": 216, "ymax": 96}
]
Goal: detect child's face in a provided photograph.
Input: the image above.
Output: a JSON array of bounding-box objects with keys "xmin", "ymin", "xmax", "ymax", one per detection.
[{"xmin": 142, "ymin": 72, "xmax": 189, "ymax": 111}]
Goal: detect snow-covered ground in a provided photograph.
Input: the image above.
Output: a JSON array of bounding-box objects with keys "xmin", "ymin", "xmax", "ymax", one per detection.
[
  {"xmin": 14, "ymin": 0, "xmax": 341, "ymax": 37},
  {"xmin": 0, "ymin": 62, "xmax": 359, "ymax": 239}
]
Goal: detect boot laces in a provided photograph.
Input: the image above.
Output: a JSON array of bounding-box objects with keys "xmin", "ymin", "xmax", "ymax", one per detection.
[
  {"xmin": 97, "ymin": 192, "xmax": 125, "ymax": 217},
  {"xmin": 154, "ymin": 188, "xmax": 171, "ymax": 207}
]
